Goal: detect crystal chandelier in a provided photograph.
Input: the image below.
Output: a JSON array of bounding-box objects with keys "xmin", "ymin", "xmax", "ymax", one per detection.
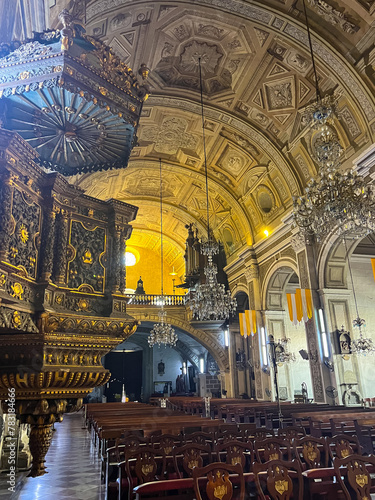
[
  {"xmin": 148, "ymin": 160, "xmax": 178, "ymax": 348},
  {"xmin": 292, "ymin": 0, "xmax": 375, "ymax": 242},
  {"xmin": 274, "ymin": 338, "xmax": 296, "ymax": 365},
  {"xmin": 293, "ymin": 168, "xmax": 375, "ymax": 242},
  {"xmin": 344, "ymin": 240, "xmax": 375, "ymax": 356},
  {"xmin": 350, "ymin": 317, "xmax": 375, "ymax": 355},
  {"xmin": 148, "ymin": 308, "xmax": 178, "ymax": 348},
  {"xmin": 189, "ymin": 57, "xmax": 236, "ymax": 321}
]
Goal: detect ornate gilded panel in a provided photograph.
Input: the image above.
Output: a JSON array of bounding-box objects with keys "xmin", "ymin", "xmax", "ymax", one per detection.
[
  {"xmin": 8, "ymin": 188, "xmax": 41, "ymax": 279},
  {"xmin": 67, "ymin": 221, "xmax": 106, "ymax": 293}
]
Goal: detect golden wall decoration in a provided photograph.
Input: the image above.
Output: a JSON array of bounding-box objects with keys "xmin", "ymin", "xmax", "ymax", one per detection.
[{"xmin": 0, "ymin": 129, "xmax": 139, "ymax": 476}]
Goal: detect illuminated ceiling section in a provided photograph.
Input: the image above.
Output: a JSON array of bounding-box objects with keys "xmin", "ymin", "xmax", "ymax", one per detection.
[{"xmin": 71, "ymin": 0, "xmax": 374, "ymax": 264}]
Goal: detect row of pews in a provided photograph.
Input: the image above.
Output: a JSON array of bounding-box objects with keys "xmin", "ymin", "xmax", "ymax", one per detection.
[
  {"xmin": 86, "ymin": 400, "xmax": 375, "ymax": 499},
  {"xmin": 162, "ymin": 397, "xmax": 375, "ymax": 449}
]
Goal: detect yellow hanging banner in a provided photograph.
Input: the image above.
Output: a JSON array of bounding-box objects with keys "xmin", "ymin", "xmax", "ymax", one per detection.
[{"xmin": 371, "ymin": 259, "xmax": 375, "ymax": 281}]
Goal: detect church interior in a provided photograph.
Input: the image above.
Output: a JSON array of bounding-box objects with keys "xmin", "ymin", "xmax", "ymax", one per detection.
[{"xmin": 0, "ymin": 0, "xmax": 375, "ymax": 498}]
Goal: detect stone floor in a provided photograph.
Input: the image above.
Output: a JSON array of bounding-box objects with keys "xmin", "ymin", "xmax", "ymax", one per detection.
[{"xmin": 0, "ymin": 412, "xmax": 105, "ymax": 500}]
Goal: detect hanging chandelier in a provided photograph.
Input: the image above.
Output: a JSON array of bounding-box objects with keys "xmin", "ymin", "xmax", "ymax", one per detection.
[
  {"xmin": 148, "ymin": 160, "xmax": 178, "ymax": 348},
  {"xmin": 189, "ymin": 57, "xmax": 236, "ymax": 321},
  {"xmin": 148, "ymin": 308, "xmax": 178, "ymax": 348},
  {"xmin": 343, "ymin": 240, "xmax": 375, "ymax": 356},
  {"xmin": 293, "ymin": 168, "xmax": 375, "ymax": 242},
  {"xmin": 292, "ymin": 0, "xmax": 375, "ymax": 242},
  {"xmin": 274, "ymin": 338, "xmax": 296, "ymax": 365}
]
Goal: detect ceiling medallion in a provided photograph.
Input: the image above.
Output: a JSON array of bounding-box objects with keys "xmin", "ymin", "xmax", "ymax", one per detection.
[
  {"xmin": 188, "ymin": 57, "xmax": 236, "ymax": 321},
  {"xmin": 148, "ymin": 159, "xmax": 178, "ymax": 348}
]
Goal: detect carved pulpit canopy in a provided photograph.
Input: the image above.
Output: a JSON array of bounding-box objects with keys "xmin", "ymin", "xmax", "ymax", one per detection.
[{"xmin": 0, "ymin": 10, "xmax": 149, "ymax": 175}]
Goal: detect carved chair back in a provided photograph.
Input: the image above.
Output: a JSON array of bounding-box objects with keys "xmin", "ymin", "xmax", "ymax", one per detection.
[
  {"xmin": 292, "ymin": 436, "xmax": 329, "ymax": 470},
  {"xmin": 172, "ymin": 442, "xmax": 212, "ymax": 479},
  {"xmin": 122, "ymin": 446, "xmax": 164, "ymax": 500},
  {"xmin": 277, "ymin": 426, "xmax": 306, "ymax": 439},
  {"xmin": 254, "ymin": 437, "xmax": 292, "ymax": 463},
  {"xmin": 333, "ymin": 454, "xmax": 375, "ymax": 500},
  {"xmin": 192, "ymin": 462, "xmax": 245, "ymax": 500},
  {"xmin": 252, "ymin": 428, "xmax": 275, "ymax": 440},
  {"xmin": 327, "ymin": 434, "xmax": 362, "ymax": 462},
  {"xmin": 151, "ymin": 433, "xmax": 183, "ymax": 456},
  {"xmin": 186, "ymin": 431, "xmax": 216, "ymax": 449},
  {"xmin": 215, "ymin": 440, "xmax": 254, "ymax": 472},
  {"xmin": 253, "ymin": 459, "xmax": 303, "ymax": 500}
]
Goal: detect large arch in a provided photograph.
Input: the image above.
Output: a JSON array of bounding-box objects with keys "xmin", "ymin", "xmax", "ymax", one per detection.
[{"xmin": 127, "ymin": 308, "xmax": 230, "ymax": 371}]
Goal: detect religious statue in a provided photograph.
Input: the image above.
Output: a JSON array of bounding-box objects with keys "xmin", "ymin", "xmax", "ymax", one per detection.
[{"xmin": 135, "ymin": 276, "xmax": 146, "ymax": 294}]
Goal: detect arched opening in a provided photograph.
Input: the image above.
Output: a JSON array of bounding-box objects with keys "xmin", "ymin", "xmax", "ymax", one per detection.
[
  {"xmin": 264, "ymin": 265, "xmax": 313, "ymax": 402},
  {"xmin": 97, "ymin": 317, "xmax": 228, "ymax": 402},
  {"xmin": 320, "ymin": 233, "xmax": 375, "ymax": 404}
]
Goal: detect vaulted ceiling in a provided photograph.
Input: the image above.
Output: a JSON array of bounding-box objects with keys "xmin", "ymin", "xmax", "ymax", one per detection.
[{"xmin": 11, "ymin": 1, "xmax": 375, "ymax": 276}]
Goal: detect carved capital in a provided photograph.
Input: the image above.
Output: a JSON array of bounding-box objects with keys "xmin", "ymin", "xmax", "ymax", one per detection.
[
  {"xmin": 244, "ymin": 264, "xmax": 259, "ymax": 282},
  {"xmin": 290, "ymin": 230, "xmax": 308, "ymax": 253}
]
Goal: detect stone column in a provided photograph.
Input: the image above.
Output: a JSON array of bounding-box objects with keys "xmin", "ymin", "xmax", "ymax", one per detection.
[
  {"xmin": 294, "ymin": 240, "xmax": 330, "ymax": 403},
  {"xmin": 244, "ymin": 261, "xmax": 268, "ymax": 400}
]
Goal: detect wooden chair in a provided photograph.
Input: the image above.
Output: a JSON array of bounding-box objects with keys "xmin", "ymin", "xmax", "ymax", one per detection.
[
  {"xmin": 333, "ymin": 454, "xmax": 375, "ymax": 500},
  {"xmin": 185, "ymin": 431, "xmax": 216, "ymax": 449},
  {"xmin": 253, "ymin": 459, "xmax": 303, "ymax": 500},
  {"xmin": 327, "ymin": 434, "xmax": 362, "ymax": 462},
  {"xmin": 172, "ymin": 442, "xmax": 212, "ymax": 479},
  {"xmin": 237, "ymin": 423, "xmax": 256, "ymax": 438},
  {"xmin": 277, "ymin": 426, "xmax": 306, "ymax": 439},
  {"xmin": 215, "ymin": 440, "xmax": 254, "ymax": 473},
  {"xmin": 218, "ymin": 429, "xmax": 243, "ymax": 444},
  {"xmin": 104, "ymin": 434, "xmax": 149, "ymax": 494},
  {"xmin": 118, "ymin": 446, "xmax": 164, "ymax": 500},
  {"xmin": 192, "ymin": 462, "xmax": 245, "ymax": 500},
  {"xmin": 254, "ymin": 437, "xmax": 292, "ymax": 463},
  {"xmin": 252, "ymin": 428, "xmax": 275, "ymax": 440},
  {"xmin": 292, "ymin": 436, "xmax": 329, "ymax": 470},
  {"xmin": 151, "ymin": 433, "xmax": 183, "ymax": 455}
]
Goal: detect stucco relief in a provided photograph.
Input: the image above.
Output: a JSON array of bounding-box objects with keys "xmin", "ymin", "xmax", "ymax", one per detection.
[
  {"xmin": 337, "ymin": 106, "xmax": 361, "ymax": 139},
  {"xmin": 264, "ymin": 78, "xmax": 294, "ymax": 111},
  {"xmin": 307, "ymin": 0, "xmax": 360, "ymax": 34},
  {"xmin": 218, "ymin": 145, "xmax": 250, "ymax": 176},
  {"xmin": 179, "ymin": 41, "xmax": 223, "ymax": 76},
  {"xmin": 197, "ymin": 24, "xmax": 226, "ymax": 39},
  {"xmin": 140, "ymin": 117, "xmax": 198, "ymax": 155},
  {"xmin": 110, "ymin": 12, "xmax": 131, "ymax": 30}
]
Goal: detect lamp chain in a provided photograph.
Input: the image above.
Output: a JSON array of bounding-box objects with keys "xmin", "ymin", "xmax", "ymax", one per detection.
[
  {"xmin": 159, "ymin": 158, "xmax": 164, "ymax": 300},
  {"xmin": 198, "ymin": 57, "xmax": 211, "ymax": 241},
  {"xmin": 302, "ymin": 0, "xmax": 321, "ymax": 103},
  {"xmin": 343, "ymin": 238, "xmax": 360, "ymax": 320}
]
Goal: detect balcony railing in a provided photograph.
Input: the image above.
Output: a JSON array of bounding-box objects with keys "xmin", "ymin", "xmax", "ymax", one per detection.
[{"xmin": 125, "ymin": 294, "xmax": 188, "ymax": 306}]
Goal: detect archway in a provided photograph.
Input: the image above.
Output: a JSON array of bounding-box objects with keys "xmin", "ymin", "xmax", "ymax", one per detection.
[
  {"xmin": 319, "ymin": 233, "xmax": 375, "ymax": 403},
  {"xmin": 102, "ymin": 309, "xmax": 230, "ymax": 401},
  {"xmin": 263, "ymin": 263, "xmax": 313, "ymax": 402}
]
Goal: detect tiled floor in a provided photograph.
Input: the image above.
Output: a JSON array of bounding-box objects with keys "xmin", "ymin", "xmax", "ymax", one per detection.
[{"xmin": 0, "ymin": 412, "xmax": 105, "ymax": 500}]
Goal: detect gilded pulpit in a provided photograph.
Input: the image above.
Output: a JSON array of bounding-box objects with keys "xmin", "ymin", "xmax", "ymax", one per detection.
[{"xmin": 0, "ymin": 8, "xmax": 147, "ymax": 477}]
